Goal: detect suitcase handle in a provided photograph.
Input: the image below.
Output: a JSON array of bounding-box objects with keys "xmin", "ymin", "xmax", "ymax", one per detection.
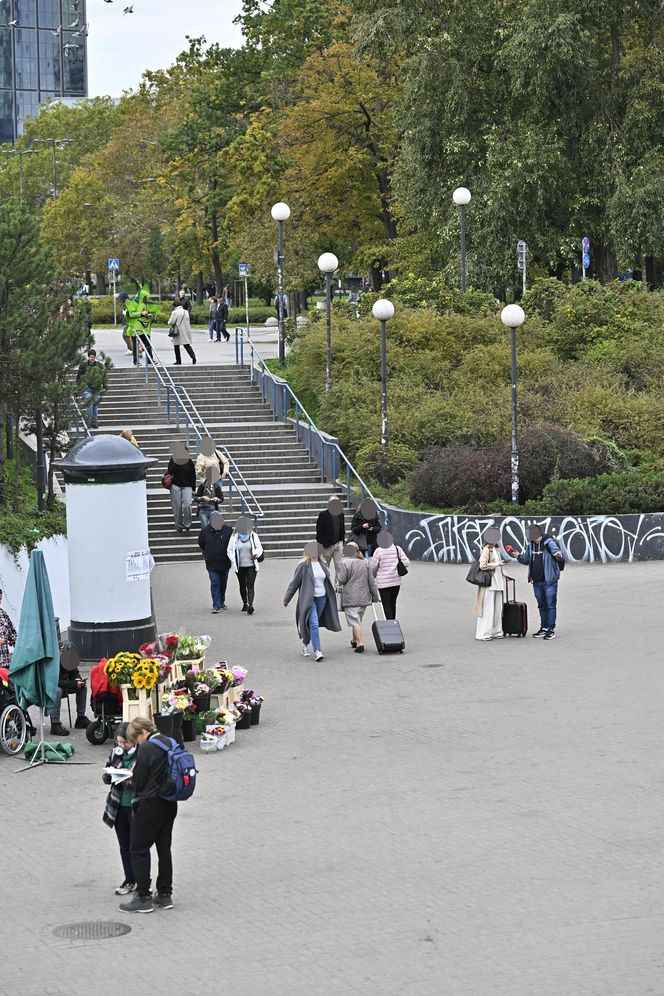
[
  {"xmin": 371, "ymin": 601, "xmax": 386, "ymax": 622},
  {"xmin": 506, "ymin": 577, "xmax": 516, "ymax": 601}
]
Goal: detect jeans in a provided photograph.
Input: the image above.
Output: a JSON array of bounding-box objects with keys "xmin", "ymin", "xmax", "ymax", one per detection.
[
  {"xmin": 209, "ymin": 319, "xmax": 216, "ymax": 340},
  {"xmin": 171, "ymin": 485, "xmax": 192, "ymax": 529},
  {"xmin": 237, "ymin": 566, "xmax": 257, "ymax": 608},
  {"xmin": 308, "ymin": 595, "xmax": 327, "ymax": 651},
  {"xmin": 379, "ymin": 586, "xmax": 400, "ymax": 621},
  {"xmin": 130, "ymin": 798, "xmax": 177, "ymax": 899},
  {"xmin": 207, "ymin": 567, "xmax": 229, "ymax": 609},
  {"xmin": 50, "ymin": 684, "xmax": 87, "ymax": 724},
  {"xmin": 81, "ymin": 389, "xmax": 99, "ymax": 424},
  {"xmin": 216, "ymin": 319, "xmax": 229, "ymax": 341},
  {"xmin": 198, "ymin": 505, "xmax": 212, "ymax": 529},
  {"xmin": 115, "ymin": 804, "xmax": 138, "ymax": 883},
  {"xmin": 533, "ymin": 581, "xmax": 558, "ymax": 630}
]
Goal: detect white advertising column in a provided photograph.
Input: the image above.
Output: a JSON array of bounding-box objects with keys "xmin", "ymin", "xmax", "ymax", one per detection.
[{"xmin": 56, "ymin": 435, "xmax": 158, "ymax": 659}]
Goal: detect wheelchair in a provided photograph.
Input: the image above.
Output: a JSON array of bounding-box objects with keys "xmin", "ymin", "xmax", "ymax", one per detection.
[{"xmin": 0, "ymin": 670, "xmax": 35, "ymax": 756}]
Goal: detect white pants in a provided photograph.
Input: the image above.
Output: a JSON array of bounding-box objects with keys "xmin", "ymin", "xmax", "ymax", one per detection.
[{"xmin": 476, "ymin": 589, "xmax": 504, "ymax": 640}]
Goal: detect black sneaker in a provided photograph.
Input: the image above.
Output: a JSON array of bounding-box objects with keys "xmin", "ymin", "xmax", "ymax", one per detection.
[
  {"xmin": 354, "ymin": 645, "xmax": 365, "ymax": 654},
  {"xmin": 350, "ymin": 640, "xmax": 357, "ymax": 649},
  {"xmin": 241, "ymin": 604, "xmax": 248, "ymax": 612},
  {"xmin": 119, "ymin": 894, "xmax": 153, "ymax": 914},
  {"xmin": 543, "ymin": 629, "xmax": 556, "ymax": 640},
  {"xmin": 247, "ymin": 606, "xmax": 254, "ymax": 615},
  {"xmin": 50, "ymin": 723, "xmax": 70, "ymax": 736},
  {"xmin": 532, "ymin": 628, "xmax": 547, "ymax": 638},
  {"xmin": 153, "ymin": 893, "xmax": 174, "ymax": 909},
  {"xmin": 74, "ymin": 716, "xmax": 90, "ymax": 729}
]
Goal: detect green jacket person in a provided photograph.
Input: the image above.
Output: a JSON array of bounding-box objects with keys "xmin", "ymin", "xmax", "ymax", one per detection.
[{"xmin": 125, "ymin": 283, "xmax": 158, "ymax": 362}]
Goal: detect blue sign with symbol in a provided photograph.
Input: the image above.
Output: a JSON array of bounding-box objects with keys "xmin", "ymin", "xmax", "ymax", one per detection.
[
  {"xmin": 581, "ymin": 237, "xmax": 590, "ymax": 252},
  {"xmin": 239, "ymin": 263, "xmax": 251, "ymax": 277},
  {"xmin": 108, "ymin": 258, "xmax": 120, "ymax": 270},
  {"xmin": 582, "ymin": 252, "xmax": 591, "ymax": 269}
]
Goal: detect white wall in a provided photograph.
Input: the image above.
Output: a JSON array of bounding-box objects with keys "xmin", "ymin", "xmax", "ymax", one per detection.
[{"xmin": 0, "ymin": 535, "xmax": 70, "ymax": 632}]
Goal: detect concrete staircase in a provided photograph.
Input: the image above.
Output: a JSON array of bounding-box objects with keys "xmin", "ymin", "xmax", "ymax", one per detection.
[{"xmin": 87, "ymin": 365, "xmax": 347, "ymax": 563}]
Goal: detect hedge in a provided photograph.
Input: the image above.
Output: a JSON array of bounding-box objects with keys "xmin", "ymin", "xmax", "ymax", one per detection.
[{"xmin": 90, "ymin": 299, "xmax": 276, "ymax": 326}]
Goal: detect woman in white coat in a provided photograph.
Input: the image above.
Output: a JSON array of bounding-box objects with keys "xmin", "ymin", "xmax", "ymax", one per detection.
[
  {"xmin": 227, "ymin": 515, "xmax": 264, "ymax": 615},
  {"xmin": 474, "ymin": 527, "xmax": 511, "ymax": 640},
  {"xmin": 167, "ymin": 299, "xmax": 197, "ymax": 365}
]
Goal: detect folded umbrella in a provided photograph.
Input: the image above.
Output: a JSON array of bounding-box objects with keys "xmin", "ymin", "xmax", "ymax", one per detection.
[{"xmin": 9, "ymin": 550, "xmax": 59, "ymax": 714}]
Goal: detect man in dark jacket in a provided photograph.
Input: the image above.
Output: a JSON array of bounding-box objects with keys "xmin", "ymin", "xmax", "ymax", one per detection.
[
  {"xmin": 510, "ymin": 525, "xmax": 563, "ymax": 640},
  {"xmin": 120, "ymin": 717, "xmax": 177, "ymax": 914},
  {"xmin": 316, "ymin": 495, "xmax": 345, "ymax": 580},
  {"xmin": 198, "ymin": 510, "xmax": 232, "ymax": 612},
  {"xmin": 49, "ymin": 660, "xmax": 88, "ymax": 736},
  {"xmin": 351, "ymin": 499, "xmax": 382, "ymax": 558}
]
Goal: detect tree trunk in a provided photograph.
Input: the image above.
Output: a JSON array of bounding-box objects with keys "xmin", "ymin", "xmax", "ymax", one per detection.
[
  {"xmin": 643, "ymin": 256, "xmax": 655, "ymax": 288},
  {"xmin": 210, "ymin": 212, "xmax": 223, "ymax": 294},
  {"xmin": 196, "ymin": 271, "xmax": 205, "ymax": 303},
  {"xmin": 47, "ymin": 405, "xmax": 59, "ymax": 507},
  {"xmin": 594, "ymin": 244, "xmax": 618, "ymax": 284},
  {"xmin": 97, "ymin": 270, "xmax": 107, "ymax": 295}
]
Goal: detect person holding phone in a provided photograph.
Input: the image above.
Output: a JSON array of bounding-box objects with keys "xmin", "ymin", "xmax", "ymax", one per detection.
[
  {"xmin": 505, "ymin": 525, "xmax": 564, "ymax": 640},
  {"xmin": 474, "ymin": 527, "xmax": 511, "ymax": 640}
]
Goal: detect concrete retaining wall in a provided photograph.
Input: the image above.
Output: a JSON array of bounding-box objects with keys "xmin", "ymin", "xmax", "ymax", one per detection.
[
  {"xmin": 0, "ymin": 535, "xmax": 70, "ymax": 631},
  {"xmin": 387, "ymin": 510, "xmax": 664, "ymax": 564}
]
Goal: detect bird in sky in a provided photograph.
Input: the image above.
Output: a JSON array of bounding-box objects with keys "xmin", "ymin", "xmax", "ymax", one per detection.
[
  {"xmin": 70, "ymin": 16, "xmax": 79, "ymax": 27},
  {"xmin": 123, "ymin": 5, "xmax": 134, "ymax": 13},
  {"xmin": 102, "ymin": 0, "xmax": 113, "ymax": 4},
  {"xmin": 72, "ymin": 0, "xmax": 80, "ymax": 8},
  {"xmin": 8, "ymin": 18, "xmax": 17, "ymax": 26},
  {"xmin": 51, "ymin": 24, "xmax": 62, "ymax": 36},
  {"xmin": 63, "ymin": 43, "xmax": 79, "ymax": 57},
  {"xmin": 74, "ymin": 23, "xmax": 89, "ymax": 36}
]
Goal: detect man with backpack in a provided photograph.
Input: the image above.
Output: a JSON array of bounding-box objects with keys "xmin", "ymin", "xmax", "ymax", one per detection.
[
  {"xmin": 506, "ymin": 525, "xmax": 564, "ymax": 640},
  {"xmin": 119, "ymin": 716, "xmax": 195, "ymax": 913}
]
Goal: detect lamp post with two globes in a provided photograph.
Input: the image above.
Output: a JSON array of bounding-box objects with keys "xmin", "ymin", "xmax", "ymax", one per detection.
[
  {"xmin": 271, "ymin": 201, "xmax": 291, "ymax": 364},
  {"xmin": 452, "ymin": 186, "xmax": 471, "ymax": 292},
  {"xmin": 317, "ymin": 252, "xmax": 338, "ymax": 392},
  {"xmin": 500, "ymin": 304, "xmax": 526, "ymax": 505},
  {"xmin": 372, "ymin": 299, "xmax": 395, "ymax": 452}
]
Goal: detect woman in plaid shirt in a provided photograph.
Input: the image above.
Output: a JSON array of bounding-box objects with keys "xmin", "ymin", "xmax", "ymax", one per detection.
[{"xmin": 0, "ymin": 589, "xmax": 17, "ymax": 667}]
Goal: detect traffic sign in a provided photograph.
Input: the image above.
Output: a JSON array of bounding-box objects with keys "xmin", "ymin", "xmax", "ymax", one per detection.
[
  {"xmin": 582, "ymin": 252, "xmax": 591, "ymax": 269},
  {"xmin": 239, "ymin": 263, "xmax": 251, "ymax": 277},
  {"xmin": 517, "ymin": 240, "xmax": 527, "ymax": 252},
  {"xmin": 108, "ymin": 258, "xmax": 120, "ymax": 270},
  {"xmin": 581, "ymin": 237, "xmax": 590, "ymax": 252}
]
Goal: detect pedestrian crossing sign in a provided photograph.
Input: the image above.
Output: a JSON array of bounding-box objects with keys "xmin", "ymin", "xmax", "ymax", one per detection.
[{"xmin": 108, "ymin": 258, "xmax": 120, "ymax": 270}]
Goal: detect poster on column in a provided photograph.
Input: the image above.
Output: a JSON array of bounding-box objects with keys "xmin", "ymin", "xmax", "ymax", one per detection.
[{"xmin": 126, "ymin": 549, "xmax": 154, "ymax": 582}]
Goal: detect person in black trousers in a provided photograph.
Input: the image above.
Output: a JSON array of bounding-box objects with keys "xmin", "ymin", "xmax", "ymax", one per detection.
[
  {"xmin": 316, "ymin": 495, "xmax": 345, "ymax": 582},
  {"xmin": 119, "ymin": 717, "xmax": 177, "ymax": 914}
]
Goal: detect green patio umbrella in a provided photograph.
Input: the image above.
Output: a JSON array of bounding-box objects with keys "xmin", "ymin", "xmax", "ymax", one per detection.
[
  {"xmin": 9, "ymin": 550, "xmax": 60, "ymax": 712},
  {"xmin": 9, "ymin": 550, "xmax": 64, "ymax": 769}
]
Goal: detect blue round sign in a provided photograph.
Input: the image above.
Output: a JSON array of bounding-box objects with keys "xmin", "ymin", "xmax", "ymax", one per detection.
[{"xmin": 582, "ymin": 252, "xmax": 591, "ymax": 268}]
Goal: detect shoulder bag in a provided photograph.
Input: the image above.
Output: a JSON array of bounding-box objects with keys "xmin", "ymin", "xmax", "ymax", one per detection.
[
  {"xmin": 161, "ymin": 472, "xmax": 174, "ymax": 490},
  {"xmin": 466, "ymin": 560, "xmax": 492, "ymax": 586},
  {"xmin": 396, "ymin": 546, "xmax": 408, "ymax": 577}
]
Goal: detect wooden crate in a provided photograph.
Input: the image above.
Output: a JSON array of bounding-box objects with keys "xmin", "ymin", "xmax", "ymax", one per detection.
[
  {"xmin": 227, "ymin": 683, "xmax": 244, "ymax": 706},
  {"xmin": 172, "ymin": 657, "xmax": 205, "ymax": 682},
  {"xmin": 121, "ymin": 685, "xmax": 157, "ymax": 722}
]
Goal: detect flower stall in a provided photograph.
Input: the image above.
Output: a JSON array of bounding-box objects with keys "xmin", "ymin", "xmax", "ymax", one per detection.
[{"xmin": 100, "ymin": 632, "xmax": 264, "ymax": 754}]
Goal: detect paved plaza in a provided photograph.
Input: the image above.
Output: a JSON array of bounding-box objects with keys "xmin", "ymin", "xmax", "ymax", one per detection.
[{"xmin": 2, "ymin": 558, "xmax": 663, "ymax": 996}]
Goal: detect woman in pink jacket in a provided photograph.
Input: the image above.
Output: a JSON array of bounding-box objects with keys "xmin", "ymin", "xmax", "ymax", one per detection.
[{"xmin": 370, "ymin": 531, "xmax": 410, "ymax": 620}]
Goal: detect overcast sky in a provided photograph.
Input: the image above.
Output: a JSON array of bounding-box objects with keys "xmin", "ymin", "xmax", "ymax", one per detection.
[{"xmin": 87, "ymin": 0, "xmax": 244, "ymax": 98}]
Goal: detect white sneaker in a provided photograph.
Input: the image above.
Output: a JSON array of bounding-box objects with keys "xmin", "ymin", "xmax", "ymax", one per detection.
[
  {"xmin": 124, "ymin": 349, "xmax": 133, "ymax": 355},
  {"xmin": 115, "ymin": 881, "xmax": 136, "ymax": 895},
  {"xmin": 301, "ymin": 643, "xmax": 311, "ymax": 657},
  {"xmin": 314, "ymin": 650, "xmax": 324, "ymax": 661}
]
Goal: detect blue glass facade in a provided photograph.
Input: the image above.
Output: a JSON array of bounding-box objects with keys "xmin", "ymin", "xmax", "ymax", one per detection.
[{"xmin": 0, "ymin": 0, "xmax": 87, "ymax": 143}]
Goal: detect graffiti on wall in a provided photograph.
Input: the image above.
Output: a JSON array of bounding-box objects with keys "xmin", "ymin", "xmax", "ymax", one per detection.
[{"xmin": 400, "ymin": 514, "xmax": 664, "ymax": 564}]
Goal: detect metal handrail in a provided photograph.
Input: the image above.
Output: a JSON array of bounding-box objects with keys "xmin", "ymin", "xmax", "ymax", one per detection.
[
  {"xmin": 141, "ymin": 343, "xmax": 263, "ymax": 524},
  {"xmin": 234, "ymin": 328, "xmax": 386, "ymax": 523},
  {"xmin": 70, "ymin": 396, "xmax": 92, "ymax": 438},
  {"xmin": 178, "ymin": 383, "xmax": 264, "ymax": 522}
]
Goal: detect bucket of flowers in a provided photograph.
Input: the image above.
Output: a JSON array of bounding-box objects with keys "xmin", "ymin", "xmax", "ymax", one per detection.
[
  {"xmin": 214, "ymin": 706, "xmax": 239, "ymax": 745},
  {"xmin": 174, "ymin": 633, "xmax": 211, "ymax": 672},
  {"xmin": 104, "ymin": 653, "xmax": 161, "ymax": 721},
  {"xmin": 242, "ymin": 689, "xmax": 264, "ymax": 725},
  {"xmin": 235, "ymin": 700, "xmax": 252, "ymax": 730},
  {"xmin": 204, "ymin": 723, "xmax": 228, "ymax": 750},
  {"xmin": 162, "ymin": 686, "xmax": 194, "ymax": 742}
]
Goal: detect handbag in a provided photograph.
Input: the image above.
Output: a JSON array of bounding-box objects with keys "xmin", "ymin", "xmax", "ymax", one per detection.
[
  {"xmin": 396, "ymin": 547, "xmax": 408, "ymax": 577},
  {"xmin": 466, "ymin": 560, "xmax": 492, "ymax": 586},
  {"xmin": 168, "ymin": 316, "xmax": 183, "ymax": 338},
  {"xmin": 161, "ymin": 472, "xmax": 174, "ymax": 490}
]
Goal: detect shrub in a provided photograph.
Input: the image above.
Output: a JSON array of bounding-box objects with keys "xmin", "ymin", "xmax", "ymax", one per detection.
[
  {"xmin": 355, "ymin": 442, "xmax": 418, "ymax": 487},
  {"xmin": 534, "ymin": 471, "xmax": 664, "ymax": 515}
]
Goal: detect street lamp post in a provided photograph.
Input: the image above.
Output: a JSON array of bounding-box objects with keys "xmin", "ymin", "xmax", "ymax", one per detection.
[
  {"xmin": 317, "ymin": 252, "xmax": 339, "ymax": 392},
  {"xmin": 271, "ymin": 201, "xmax": 291, "ymax": 364},
  {"xmin": 372, "ymin": 299, "xmax": 395, "ymax": 452},
  {"xmin": 452, "ymin": 186, "xmax": 471, "ymax": 292},
  {"xmin": 500, "ymin": 304, "xmax": 526, "ymax": 505},
  {"xmin": 33, "ymin": 138, "xmax": 73, "ymax": 199},
  {"xmin": 0, "ymin": 149, "xmax": 35, "ymax": 201}
]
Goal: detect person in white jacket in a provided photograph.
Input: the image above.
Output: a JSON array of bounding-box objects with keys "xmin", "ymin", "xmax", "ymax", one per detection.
[
  {"xmin": 370, "ymin": 531, "xmax": 410, "ymax": 620},
  {"xmin": 227, "ymin": 515, "xmax": 264, "ymax": 615},
  {"xmin": 167, "ymin": 300, "xmax": 197, "ymax": 365}
]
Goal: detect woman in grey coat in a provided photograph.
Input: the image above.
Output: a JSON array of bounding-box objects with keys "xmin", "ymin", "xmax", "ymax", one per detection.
[
  {"xmin": 167, "ymin": 300, "xmax": 197, "ymax": 365},
  {"xmin": 337, "ymin": 542, "xmax": 379, "ymax": 653},
  {"xmin": 283, "ymin": 543, "xmax": 341, "ymax": 660}
]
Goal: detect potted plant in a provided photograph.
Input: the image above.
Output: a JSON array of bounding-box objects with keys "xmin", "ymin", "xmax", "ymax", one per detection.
[
  {"xmin": 242, "ymin": 689, "xmax": 264, "ymax": 725},
  {"xmin": 235, "ymin": 700, "xmax": 252, "ymax": 730}
]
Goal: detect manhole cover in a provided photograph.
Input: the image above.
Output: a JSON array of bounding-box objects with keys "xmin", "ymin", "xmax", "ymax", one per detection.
[{"xmin": 52, "ymin": 921, "xmax": 131, "ymax": 940}]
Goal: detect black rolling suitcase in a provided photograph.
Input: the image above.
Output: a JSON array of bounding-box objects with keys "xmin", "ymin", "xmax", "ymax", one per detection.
[
  {"xmin": 502, "ymin": 578, "xmax": 528, "ymax": 637},
  {"xmin": 371, "ymin": 603, "xmax": 406, "ymax": 654}
]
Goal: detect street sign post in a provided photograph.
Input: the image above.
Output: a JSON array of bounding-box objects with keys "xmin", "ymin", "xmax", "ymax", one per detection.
[
  {"xmin": 517, "ymin": 240, "xmax": 527, "ymax": 295},
  {"xmin": 108, "ymin": 258, "xmax": 120, "ymax": 326},
  {"xmin": 239, "ymin": 263, "xmax": 251, "ymax": 335},
  {"xmin": 581, "ymin": 238, "xmax": 590, "ymax": 279}
]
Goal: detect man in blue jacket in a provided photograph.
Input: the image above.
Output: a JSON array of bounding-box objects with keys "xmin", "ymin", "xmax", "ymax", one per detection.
[{"xmin": 513, "ymin": 525, "xmax": 564, "ymax": 640}]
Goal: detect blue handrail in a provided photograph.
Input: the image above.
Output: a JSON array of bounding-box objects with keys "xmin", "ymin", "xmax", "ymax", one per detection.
[
  {"xmin": 234, "ymin": 328, "xmax": 387, "ymax": 524},
  {"xmin": 141, "ymin": 345, "xmax": 263, "ymax": 525}
]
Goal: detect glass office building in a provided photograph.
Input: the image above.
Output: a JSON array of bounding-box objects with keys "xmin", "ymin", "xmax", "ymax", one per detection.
[{"xmin": 0, "ymin": 0, "xmax": 87, "ymax": 144}]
